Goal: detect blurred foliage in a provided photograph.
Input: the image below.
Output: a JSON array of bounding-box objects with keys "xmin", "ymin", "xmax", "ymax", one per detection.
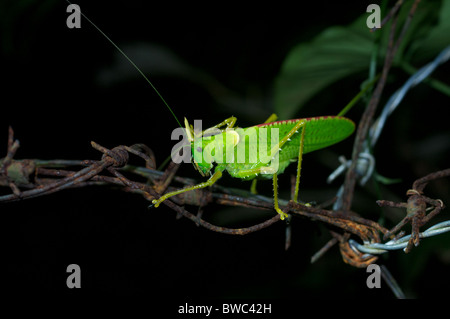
[{"xmin": 273, "ymin": 0, "xmax": 448, "ymax": 119}]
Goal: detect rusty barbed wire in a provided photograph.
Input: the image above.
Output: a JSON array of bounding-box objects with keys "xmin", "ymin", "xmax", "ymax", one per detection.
[
  {"xmin": 1, "ymin": 125, "xmax": 448, "ymax": 270},
  {"xmin": 350, "ymin": 220, "xmax": 450, "ymax": 255},
  {"xmin": 319, "ymin": 0, "xmax": 450, "ymax": 268},
  {"xmin": 349, "ymin": 169, "xmax": 450, "ymax": 255},
  {"xmin": 324, "ymin": 43, "xmax": 450, "ymax": 259},
  {"xmin": 341, "ymin": 0, "xmax": 422, "ymax": 212}
]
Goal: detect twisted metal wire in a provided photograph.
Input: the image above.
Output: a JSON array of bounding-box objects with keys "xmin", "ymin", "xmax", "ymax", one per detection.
[
  {"xmin": 329, "ymin": 45, "xmax": 450, "ymax": 190},
  {"xmin": 349, "ymin": 220, "xmax": 450, "ymax": 255},
  {"xmin": 328, "ymin": 45, "xmax": 450, "ymax": 252}
]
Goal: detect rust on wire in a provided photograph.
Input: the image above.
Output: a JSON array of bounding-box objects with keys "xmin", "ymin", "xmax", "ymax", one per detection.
[
  {"xmin": 377, "ymin": 169, "xmax": 448, "ymax": 253},
  {"xmin": 341, "ymin": 0, "xmax": 422, "ymax": 212},
  {"xmin": 2, "ymin": 125, "xmax": 447, "ymax": 267}
]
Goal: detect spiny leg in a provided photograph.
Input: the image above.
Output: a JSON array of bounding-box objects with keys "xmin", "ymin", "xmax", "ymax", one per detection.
[
  {"xmin": 281, "ymin": 121, "xmax": 305, "ymax": 249},
  {"xmin": 264, "ymin": 113, "xmax": 278, "ymax": 123},
  {"xmin": 203, "ymin": 116, "xmax": 237, "ymax": 136},
  {"xmin": 293, "ymin": 120, "xmax": 306, "ymax": 203},
  {"xmin": 268, "ymin": 119, "xmax": 307, "ymax": 218},
  {"xmin": 269, "ymin": 119, "xmax": 307, "ymax": 159},
  {"xmin": 238, "ymin": 119, "xmax": 307, "ymax": 219},
  {"xmin": 250, "ymin": 179, "xmax": 258, "ymax": 195},
  {"xmin": 185, "ymin": 116, "xmax": 238, "ymax": 142},
  {"xmin": 210, "ymin": 116, "xmax": 237, "ymax": 129},
  {"xmin": 234, "ymin": 121, "xmax": 307, "ymax": 220},
  {"xmin": 231, "ymin": 165, "xmax": 288, "ymax": 220},
  {"xmin": 151, "ymin": 169, "xmax": 223, "ymax": 207},
  {"xmin": 273, "ymin": 173, "xmax": 289, "ymax": 220},
  {"xmin": 159, "ymin": 116, "xmax": 236, "ymax": 207}
]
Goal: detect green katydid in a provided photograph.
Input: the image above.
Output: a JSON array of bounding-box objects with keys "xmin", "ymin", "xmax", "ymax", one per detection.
[
  {"xmin": 151, "ymin": 115, "xmax": 354, "ymax": 220},
  {"xmin": 75, "ymin": 2, "xmax": 355, "ymax": 220}
]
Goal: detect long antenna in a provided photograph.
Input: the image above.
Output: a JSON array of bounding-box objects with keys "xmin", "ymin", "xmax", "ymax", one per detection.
[{"xmin": 65, "ymin": 0, "xmax": 182, "ymax": 128}]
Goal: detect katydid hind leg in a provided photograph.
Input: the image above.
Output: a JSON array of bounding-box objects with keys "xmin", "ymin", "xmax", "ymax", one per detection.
[
  {"xmin": 271, "ymin": 120, "xmax": 307, "ymax": 218},
  {"xmin": 293, "ymin": 120, "xmax": 306, "ymax": 203},
  {"xmin": 268, "ymin": 119, "xmax": 307, "ymax": 158},
  {"xmin": 235, "ymin": 120, "xmax": 307, "ymax": 219},
  {"xmin": 273, "ymin": 173, "xmax": 289, "ymax": 220},
  {"xmin": 250, "ymin": 179, "xmax": 258, "ymax": 195},
  {"xmin": 270, "ymin": 119, "xmax": 307, "ymax": 204}
]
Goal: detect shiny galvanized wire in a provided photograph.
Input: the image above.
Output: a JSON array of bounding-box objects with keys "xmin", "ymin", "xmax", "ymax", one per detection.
[
  {"xmin": 328, "ymin": 45, "xmax": 450, "ymax": 255},
  {"xmin": 349, "ymin": 220, "xmax": 450, "ymax": 255},
  {"xmin": 329, "ymin": 45, "xmax": 450, "ymax": 205}
]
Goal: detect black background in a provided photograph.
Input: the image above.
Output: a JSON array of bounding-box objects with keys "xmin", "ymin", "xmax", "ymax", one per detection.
[{"xmin": 1, "ymin": 0, "xmax": 450, "ymax": 302}]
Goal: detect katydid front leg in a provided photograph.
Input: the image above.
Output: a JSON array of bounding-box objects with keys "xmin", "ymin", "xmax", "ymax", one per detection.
[
  {"xmin": 151, "ymin": 169, "xmax": 223, "ymax": 207},
  {"xmin": 202, "ymin": 116, "xmax": 237, "ymax": 136}
]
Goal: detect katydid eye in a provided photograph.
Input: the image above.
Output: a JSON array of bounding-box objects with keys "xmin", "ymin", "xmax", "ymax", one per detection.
[{"xmin": 196, "ymin": 146, "xmax": 202, "ymax": 152}]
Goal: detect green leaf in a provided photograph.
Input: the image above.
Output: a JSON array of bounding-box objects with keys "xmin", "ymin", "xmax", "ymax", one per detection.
[
  {"xmin": 373, "ymin": 172, "xmax": 402, "ymax": 185},
  {"xmin": 273, "ymin": 0, "xmax": 446, "ymax": 120},
  {"xmin": 273, "ymin": 15, "xmax": 376, "ymax": 119},
  {"xmin": 408, "ymin": 0, "xmax": 450, "ymax": 62}
]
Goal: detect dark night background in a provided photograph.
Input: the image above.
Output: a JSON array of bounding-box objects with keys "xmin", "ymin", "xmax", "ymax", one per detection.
[{"xmin": 1, "ymin": 0, "xmax": 450, "ymax": 303}]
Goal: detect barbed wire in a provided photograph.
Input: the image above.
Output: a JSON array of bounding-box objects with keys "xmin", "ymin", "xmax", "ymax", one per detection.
[
  {"xmin": 1, "ymin": 0, "xmax": 449, "ymax": 298},
  {"xmin": 328, "ymin": 45, "xmax": 450, "ymax": 198},
  {"xmin": 325, "ymin": 44, "xmax": 450, "ymax": 259},
  {"xmin": 349, "ymin": 220, "xmax": 450, "ymax": 255}
]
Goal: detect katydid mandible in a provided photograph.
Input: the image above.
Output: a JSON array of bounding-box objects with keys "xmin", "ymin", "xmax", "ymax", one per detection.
[{"xmin": 76, "ymin": 4, "xmax": 355, "ymax": 220}]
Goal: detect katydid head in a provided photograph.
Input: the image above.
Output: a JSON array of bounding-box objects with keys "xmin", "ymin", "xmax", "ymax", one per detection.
[
  {"xmin": 184, "ymin": 118, "xmax": 240, "ymax": 177},
  {"xmin": 184, "ymin": 118, "xmax": 213, "ymax": 177}
]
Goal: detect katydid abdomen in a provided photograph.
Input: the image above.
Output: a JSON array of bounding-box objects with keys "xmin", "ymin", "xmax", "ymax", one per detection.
[
  {"xmin": 198, "ymin": 116, "xmax": 355, "ymax": 181},
  {"xmin": 258, "ymin": 116, "xmax": 354, "ymax": 156}
]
